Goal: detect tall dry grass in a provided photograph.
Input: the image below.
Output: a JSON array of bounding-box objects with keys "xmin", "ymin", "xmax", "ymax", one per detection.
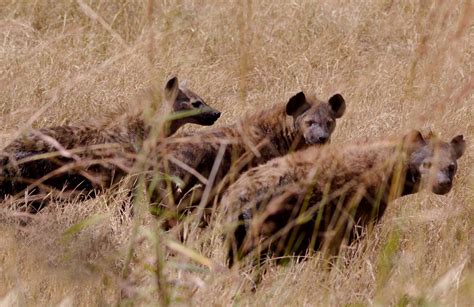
[{"xmin": 0, "ymin": 0, "xmax": 473, "ymax": 305}]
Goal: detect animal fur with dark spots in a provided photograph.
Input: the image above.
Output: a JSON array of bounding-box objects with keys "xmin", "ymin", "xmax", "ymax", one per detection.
[
  {"xmin": 0, "ymin": 77, "xmax": 221, "ymax": 210},
  {"xmin": 148, "ymin": 91, "xmax": 346, "ymax": 229},
  {"xmin": 224, "ymin": 131, "xmax": 466, "ymax": 266}
]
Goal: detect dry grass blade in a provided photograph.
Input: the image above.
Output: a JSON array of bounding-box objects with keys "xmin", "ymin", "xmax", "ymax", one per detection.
[
  {"xmin": 428, "ymin": 257, "xmax": 469, "ymax": 301},
  {"xmin": 76, "ymin": 0, "xmax": 130, "ymax": 50},
  {"xmin": 192, "ymin": 143, "xmax": 227, "ymax": 229},
  {"xmin": 167, "ymin": 156, "xmax": 208, "ymax": 185},
  {"xmin": 165, "ymin": 239, "xmax": 215, "ymax": 271},
  {"xmin": 62, "ymin": 213, "xmax": 108, "ymax": 241}
]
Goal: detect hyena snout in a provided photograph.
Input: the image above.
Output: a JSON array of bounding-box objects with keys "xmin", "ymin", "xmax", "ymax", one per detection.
[
  {"xmin": 433, "ymin": 180, "xmax": 452, "ymax": 195},
  {"xmin": 431, "ymin": 168, "xmax": 455, "ymax": 195},
  {"xmin": 196, "ymin": 106, "xmax": 221, "ymax": 126},
  {"xmin": 305, "ymin": 125, "xmax": 330, "ymax": 145}
]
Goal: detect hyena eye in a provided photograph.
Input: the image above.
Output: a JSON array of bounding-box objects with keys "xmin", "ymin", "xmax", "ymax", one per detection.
[
  {"xmin": 306, "ymin": 120, "xmax": 316, "ymax": 126},
  {"xmin": 448, "ymin": 163, "xmax": 456, "ymax": 174},
  {"xmin": 192, "ymin": 101, "xmax": 203, "ymax": 108},
  {"xmin": 422, "ymin": 161, "xmax": 432, "ymax": 169}
]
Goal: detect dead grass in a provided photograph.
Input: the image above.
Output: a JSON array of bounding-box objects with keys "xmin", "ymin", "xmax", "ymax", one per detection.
[{"xmin": 0, "ymin": 0, "xmax": 473, "ymax": 306}]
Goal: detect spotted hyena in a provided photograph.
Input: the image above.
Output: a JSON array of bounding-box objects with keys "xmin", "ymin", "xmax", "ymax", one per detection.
[
  {"xmin": 149, "ymin": 91, "xmax": 346, "ymax": 228},
  {"xmin": 0, "ymin": 77, "xmax": 221, "ymax": 209},
  {"xmin": 224, "ymin": 131, "xmax": 466, "ymax": 265}
]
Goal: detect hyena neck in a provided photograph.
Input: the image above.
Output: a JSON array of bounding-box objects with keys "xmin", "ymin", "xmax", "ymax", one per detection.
[
  {"xmin": 120, "ymin": 115, "xmax": 184, "ymax": 151},
  {"xmin": 390, "ymin": 142, "xmax": 424, "ymax": 197},
  {"xmin": 167, "ymin": 118, "xmax": 188, "ymax": 137},
  {"xmin": 378, "ymin": 145, "xmax": 420, "ymax": 201},
  {"xmin": 247, "ymin": 105, "xmax": 304, "ymax": 156},
  {"xmin": 400, "ymin": 164, "xmax": 422, "ymax": 196},
  {"xmin": 280, "ymin": 116, "xmax": 305, "ymax": 151},
  {"xmin": 111, "ymin": 116, "xmax": 148, "ymax": 151}
]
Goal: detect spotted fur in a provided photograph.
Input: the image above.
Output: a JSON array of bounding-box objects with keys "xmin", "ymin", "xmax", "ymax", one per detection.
[
  {"xmin": 148, "ymin": 92, "xmax": 346, "ymax": 228},
  {"xmin": 224, "ymin": 131, "xmax": 466, "ymax": 265},
  {"xmin": 0, "ymin": 77, "xmax": 221, "ymax": 209}
]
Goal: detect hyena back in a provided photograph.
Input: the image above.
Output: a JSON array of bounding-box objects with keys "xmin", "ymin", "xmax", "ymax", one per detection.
[
  {"xmin": 0, "ymin": 77, "xmax": 221, "ymax": 209},
  {"xmin": 225, "ymin": 131, "xmax": 466, "ymax": 266},
  {"xmin": 150, "ymin": 91, "xmax": 346, "ymax": 228}
]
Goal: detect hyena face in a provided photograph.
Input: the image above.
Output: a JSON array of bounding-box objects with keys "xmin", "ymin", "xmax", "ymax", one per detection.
[
  {"xmin": 165, "ymin": 77, "xmax": 221, "ymax": 126},
  {"xmin": 286, "ymin": 92, "xmax": 346, "ymax": 145},
  {"xmin": 408, "ymin": 133, "xmax": 466, "ymax": 195}
]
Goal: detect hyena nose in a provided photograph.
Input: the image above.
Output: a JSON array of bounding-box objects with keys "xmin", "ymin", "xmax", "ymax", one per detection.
[
  {"xmin": 437, "ymin": 173, "xmax": 452, "ymax": 187},
  {"xmin": 213, "ymin": 111, "xmax": 221, "ymax": 118},
  {"xmin": 433, "ymin": 178, "xmax": 453, "ymax": 195},
  {"xmin": 439, "ymin": 179, "xmax": 452, "ymax": 189},
  {"xmin": 318, "ymin": 136, "xmax": 329, "ymax": 143}
]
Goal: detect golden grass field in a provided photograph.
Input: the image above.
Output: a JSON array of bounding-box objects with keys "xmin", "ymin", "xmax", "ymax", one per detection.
[{"xmin": 0, "ymin": 0, "xmax": 473, "ymax": 305}]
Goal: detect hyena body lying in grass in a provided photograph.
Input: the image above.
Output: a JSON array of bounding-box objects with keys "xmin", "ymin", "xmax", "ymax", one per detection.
[
  {"xmin": 0, "ymin": 77, "xmax": 221, "ymax": 210},
  {"xmin": 149, "ymin": 92, "xmax": 346, "ymax": 228},
  {"xmin": 224, "ymin": 131, "xmax": 466, "ymax": 266}
]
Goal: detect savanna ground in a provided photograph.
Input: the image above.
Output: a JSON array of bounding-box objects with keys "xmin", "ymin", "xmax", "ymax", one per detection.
[{"xmin": 0, "ymin": 0, "xmax": 473, "ymax": 305}]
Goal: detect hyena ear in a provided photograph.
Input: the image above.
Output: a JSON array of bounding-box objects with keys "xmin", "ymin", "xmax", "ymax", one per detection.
[
  {"xmin": 164, "ymin": 76, "xmax": 179, "ymax": 104},
  {"xmin": 404, "ymin": 129, "xmax": 425, "ymax": 148},
  {"xmin": 286, "ymin": 92, "xmax": 311, "ymax": 118},
  {"xmin": 328, "ymin": 94, "xmax": 346, "ymax": 118},
  {"xmin": 451, "ymin": 135, "xmax": 466, "ymax": 159}
]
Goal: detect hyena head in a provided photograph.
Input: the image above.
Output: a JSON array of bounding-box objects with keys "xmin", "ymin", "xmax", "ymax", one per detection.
[
  {"xmin": 286, "ymin": 92, "xmax": 346, "ymax": 145},
  {"xmin": 164, "ymin": 76, "xmax": 221, "ymax": 126},
  {"xmin": 406, "ymin": 131, "xmax": 466, "ymax": 195}
]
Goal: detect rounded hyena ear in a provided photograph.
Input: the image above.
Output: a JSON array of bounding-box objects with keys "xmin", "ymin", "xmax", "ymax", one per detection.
[
  {"xmin": 451, "ymin": 135, "xmax": 466, "ymax": 159},
  {"xmin": 404, "ymin": 129, "xmax": 425, "ymax": 148},
  {"xmin": 286, "ymin": 92, "xmax": 310, "ymax": 118},
  {"xmin": 164, "ymin": 76, "xmax": 179, "ymax": 104},
  {"xmin": 328, "ymin": 94, "xmax": 346, "ymax": 118}
]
